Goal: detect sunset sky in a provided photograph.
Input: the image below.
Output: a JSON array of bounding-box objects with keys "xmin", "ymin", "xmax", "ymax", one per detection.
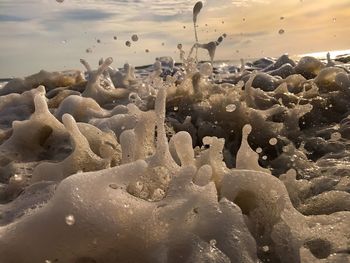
[{"xmin": 0, "ymin": 0, "xmax": 349, "ymax": 77}]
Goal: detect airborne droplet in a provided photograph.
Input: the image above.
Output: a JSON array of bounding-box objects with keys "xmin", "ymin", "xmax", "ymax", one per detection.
[
  {"xmin": 217, "ymin": 36, "xmax": 224, "ymax": 43},
  {"xmin": 131, "ymin": 34, "xmax": 139, "ymax": 42},
  {"xmin": 193, "ymin": 1, "xmax": 203, "ymax": 24},
  {"xmin": 125, "ymin": 41, "xmax": 131, "ymax": 47},
  {"xmin": 278, "ymin": 29, "xmax": 285, "ymax": 34}
]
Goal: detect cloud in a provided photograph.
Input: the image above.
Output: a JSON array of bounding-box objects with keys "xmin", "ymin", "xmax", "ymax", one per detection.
[
  {"xmin": 59, "ymin": 9, "xmax": 117, "ymax": 21},
  {"xmin": 232, "ymin": 31, "xmax": 269, "ymax": 37},
  {"xmin": 0, "ymin": 14, "xmax": 32, "ymax": 22},
  {"xmin": 231, "ymin": 0, "xmax": 270, "ymax": 7}
]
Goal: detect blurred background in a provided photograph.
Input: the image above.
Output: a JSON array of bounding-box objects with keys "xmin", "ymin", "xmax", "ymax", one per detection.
[{"xmin": 0, "ymin": 0, "xmax": 349, "ymax": 76}]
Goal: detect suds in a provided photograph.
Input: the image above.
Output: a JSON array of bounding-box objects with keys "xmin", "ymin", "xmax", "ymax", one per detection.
[{"xmin": 0, "ymin": 1, "xmax": 350, "ymax": 263}]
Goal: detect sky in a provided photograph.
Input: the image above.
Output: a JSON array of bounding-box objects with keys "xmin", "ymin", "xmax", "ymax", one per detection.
[{"xmin": 0, "ymin": 0, "xmax": 349, "ymax": 77}]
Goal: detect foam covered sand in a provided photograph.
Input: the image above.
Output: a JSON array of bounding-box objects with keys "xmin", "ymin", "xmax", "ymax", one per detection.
[
  {"xmin": 0, "ymin": 2, "xmax": 350, "ymax": 263},
  {"xmin": 0, "ymin": 50, "xmax": 349, "ymax": 262}
]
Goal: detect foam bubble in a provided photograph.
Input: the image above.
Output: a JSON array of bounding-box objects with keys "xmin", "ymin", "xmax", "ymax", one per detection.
[
  {"xmin": 200, "ymin": 62, "xmax": 213, "ymax": 76},
  {"xmin": 269, "ymin": 138, "xmax": 278, "ymax": 145},
  {"xmin": 65, "ymin": 215, "xmax": 75, "ymax": 226},
  {"xmin": 225, "ymin": 104, "xmax": 236, "ymax": 112}
]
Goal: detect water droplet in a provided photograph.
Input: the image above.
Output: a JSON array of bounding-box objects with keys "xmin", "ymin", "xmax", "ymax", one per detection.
[
  {"xmin": 125, "ymin": 41, "xmax": 131, "ymax": 47},
  {"xmin": 332, "ymin": 17, "xmax": 337, "ymax": 22},
  {"xmin": 331, "ymin": 132, "xmax": 341, "ymax": 141},
  {"xmin": 177, "ymin": 43, "xmax": 183, "ymax": 50},
  {"xmin": 135, "ymin": 181, "xmax": 144, "ymax": 192},
  {"xmin": 256, "ymin": 147, "xmax": 262, "ymax": 154},
  {"xmin": 278, "ymin": 29, "xmax": 285, "ymax": 34},
  {"xmin": 65, "ymin": 214, "xmax": 75, "ymax": 226},
  {"xmin": 124, "ymin": 203, "xmax": 130, "ymax": 208},
  {"xmin": 86, "ymin": 48, "xmax": 92, "ymax": 53},
  {"xmin": 131, "ymin": 34, "xmax": 138, "ymax": 42},
  {"xmin": 280, "ymin": 16, "xmax": 285, "ymax": 20},
  {"xmin": 45, "ymin": 260, "xmax": 52, "ymax": 263},
  {"xmin": 174, "ymin": 106, "xmax": 179, "ymax": 111},
  {"xmin": 269, "ymin": 138, "xmax": 278, "ymax": 145},
  {"xmin": 152, "ymin": 188, "xmax": 165, "ymax": 201},
  {"xmin": 242, "ymin": 18, "xmax": 246, "ymax": 21},
  {"xmin": 13, "ymin": 174, "xmax": 23, "ymax": 182},
  {"xmin": 56, "ymin": 0, "xmax": 64, "ymax": 3},
  {"xmin": 109, "ymin": 183, "xmax": 118, "ymax": 189},
  {"xmin": 225, "ymin": 104, "xmax": 236, "ymax": 112},
  {"xmin": 223, "ymin": 33, "xmax": 227, "ymax": 38},
  {"xmin": 262, "ymin": 245, "xmax": 270, "ymax": 252},
  {"xmin": 145, "ymin": 49, "xmax": 150, "ymax": 53},
  {"xmin": 209, "ymin": 239, "xmax": 217, "ymax": 246},
  {"xmin": 113, "ymin": 36, "xmax": 117, "ymax": 40},
  {"xmin": 183, "ymin": 25, "xmax": 186, "ymax": 29},
  {"xmin": 262, "ymin": 155, "xmax": 267, "ymax": 160},
  {"xmin": 97, "ymin": 39, "xmax": 101, "ymax": 43},
  {"xmin": 161, "ymin": 42, "xmax": 165, "ymax": 46}
]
